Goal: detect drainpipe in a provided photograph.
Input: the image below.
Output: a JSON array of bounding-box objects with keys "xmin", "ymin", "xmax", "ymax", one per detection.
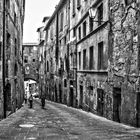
[{"xmin": 3, "ymin": 0, "xmax": 6, "ymax": 118}]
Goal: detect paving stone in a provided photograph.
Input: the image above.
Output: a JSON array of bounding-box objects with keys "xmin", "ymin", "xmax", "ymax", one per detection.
[{"xmin": 0, "ymin": 100, "xmax": 139, "ymax": 139}]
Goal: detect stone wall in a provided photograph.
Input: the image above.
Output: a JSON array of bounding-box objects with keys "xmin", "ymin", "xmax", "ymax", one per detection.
[{"xmin": 108, "ymin": 0, "xmax": 139, "ymax": 126}]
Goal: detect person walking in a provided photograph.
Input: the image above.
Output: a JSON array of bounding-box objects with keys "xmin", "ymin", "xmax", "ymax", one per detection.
[
  {"xmin": 24, "ymin": 94, "xmax": 27, "ymax": 104},
  {"xmin": 28, "ymin": 94, "xmax": 33, "ymax": 108},
  {"xmin": 41, "ymin": 95, "xmax": 45, "ymax": 109}
]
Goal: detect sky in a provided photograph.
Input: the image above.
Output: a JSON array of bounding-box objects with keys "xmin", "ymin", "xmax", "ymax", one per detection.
[{"xmin": 23, "ymin": 0, "xmax": 60, "ymax": 43}]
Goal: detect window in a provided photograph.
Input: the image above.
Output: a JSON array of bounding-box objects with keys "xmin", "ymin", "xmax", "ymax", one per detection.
[
  {"xmin": 7, "ymin": 33, "xmax": 11, "ymax": 48},
  {"xmin": 98, "ymin": 3, "xmax": 103, "ymax": 26},
  {"xmin": 83, "ymin": 21, "xmax": 86, "ymax": 37},
  {"xmin": 15, "ymin": 38, "xmax": 17, "ymax": 56},
  {"xmin": 77, "ymin": 0, "xmax": 81, "ymax": 9},
  {"xmin": 72, "ymin": 0, "xmax": 75, "ymax": 16},
  {"xmin": 98, "ymin": 42, "xmax": 104, "ymax": 70},
  {"xmin": 47, "ymin": 61, "xmax": 49, "ymax": 72},
  {"xmin": 24, "ymin": 56, "xmax": 28, "ymax": 63},
  {"xmin": 125, "ymin": 0, "xmax": 132, "ymax": 5},
  {"xmin": 6, "ymin": 33, "xmax": 11, "ymax": 59},
  {"xmin": 64, "ymin": 36, "xmax": 67, "ymax": 45},
  {"xmin": 6, "ymin": 0, "xmax": 10, "ymax": 9},
  {"xmin": 79, "ymin": 52, "xmax": 81, "ymax": 70},
  {"xmin": 71, "ymin": 53, "xmax": 73, "ymax": 66},
  {"xmin": 59, "ymin": 40, "xmax": 61, "ymax": 46},
  {"xmin": 64, "ymin": 79, "xmax": 67, "ymax": 87},
  {"xmin": 0, "ymin": 42, "xmax": 1, "ymax": 60},
  {"xmin": 89, "ymin": 46, "xmax": 94, "ymax": 70},
  {"xmin": 73, "ymin": 27, "xmax": 76, "ymax": 37},
  {"xmin": 14, "ymin": 12, "xmax": 16, "ymax": 25},
  {"xmin": 5, "ymin": 62, "xmax": 8, "ymax": 78},
  {"xmin": 83, "ymin": 49, "xmax": 86, "ymax": 70},
  {"xmin": 32, "ymin": 59, "xmax": 35, "ymax": 62},
  {"xmin": 89, "ymin": 17, "xmax": 93, "ymax": 32},
  {"xmin": 60, "ymin": 12, "xmax": 64, "ymax": 31},
  {"xmin": 78, "ymin": 26, "xmax": 81, "ymax": 40}
]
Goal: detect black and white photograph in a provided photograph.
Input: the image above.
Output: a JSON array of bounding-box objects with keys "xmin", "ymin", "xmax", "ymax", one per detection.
[{"xmin": 0, "ymin": 0, "xmax": 140, "ymax": 139}]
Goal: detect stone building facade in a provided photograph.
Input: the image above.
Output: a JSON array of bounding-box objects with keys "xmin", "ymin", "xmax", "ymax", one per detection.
[
  {"xmin": 104, "ymin": 0, "xmax": 140, "ymax": 127},
  {"xmin": 43, "ymin": 0, "xmax": 70, "ymax": 104},
  {"xmin": 72, "ymin": 0, "xmax": 109, "ymax": 115},
  {"xmin": 23, "ymin": 43, "xmax": 39, "ymax": 81},
  {"xmin": 37, "ymin": 17, "xmax": 50, "ymax": 99},
  {"xmin": 0, "ymin": 0, "xmax": 25, "ymax": 118},
  {"xmin": 39, "ymin": 0, "xmax": 140, "ymax": 127}
]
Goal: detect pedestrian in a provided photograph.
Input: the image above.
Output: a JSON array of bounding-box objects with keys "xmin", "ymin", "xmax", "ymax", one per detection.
[
  {"xmin": 41, "ymin": 95, "xmax": 45, "ymax": 109},
  {"xmin": 28, "ymin": 94, "xmax": 33, "ymax": 108},
  {"xmin": 24, "ymin": 94, "xmax": 27, "ymax": 104}
]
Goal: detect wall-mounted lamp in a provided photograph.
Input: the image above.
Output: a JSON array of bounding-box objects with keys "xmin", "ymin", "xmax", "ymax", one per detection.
[
  {"xmin": 88, "ymin": 6, "xmax": 109, "ymax": 24},
  {"xmin": 88, "ymin": 7, "xmax": 97, "ymax": 19}
]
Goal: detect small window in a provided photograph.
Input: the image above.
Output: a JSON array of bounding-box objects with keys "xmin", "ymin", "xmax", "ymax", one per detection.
[
  {"xmin": 60, "ymin": 12, "xmax": 64, "ymax": 31},
  {"xmin": 33, "ymin": 59, "xmax": 35, "ymax": 62},
  {"xmin": 98, "ymin": 3, "xmax": 103, "ymax": 26},
  {"xmin": 0, "ymin": 42, "xmax": 2, "ymax": 60},
  {"xmin": 64, "ymin": 36, "xmax": 67, "ymax": 45},
  {"xmin": 72, "ymin": 0, "xmax": 76, "ymax": 16},
  {"xmin": 24, "ymin": 56, "xmax": 28, "ymax": 63},
  {"xmin": 6, "ymin": 0, "xmax": 10, "ymax": 9},
  {"xmin": 24, "ymin": 59, "xmax": 28, "ymax": 63},
  {"xmin": 77, "ymin": 0, "xmax": 81, "ymax": 9},
  {"xmin": 83, "ymin": 21, "xmax": 86, "ymax": 37},
  {"xmin": 59, "ymin": 40, "xmax": 61, "ymax": 46},
  {"xmin": 98, "ymin": 42, "xmax": 104, "ymax": 70},
  {"xmin": 64, "ymin": 79, "xmax": 67, "ymax": 87},
  {"xmin": 47, "ymin": 61, "xmax": 49, "ymax": 72},
  {"xmin": 125, "ymin": 0, "xmax": 132, "ymax": 6},
  {"xmin": 79, "ymin": 52, "xmax": 81, "ymax": 70},
  {"xmin": 89, "ymin": 46, "xmax": 94, "ymax": 70},
  {"xmin": 83, "ymin": 49, "xmax": 86, "ymax": 70},
  {"xmin": 73, "ymin": 27, "xmax": 76, "ymax": 37},
  {"xmin": 14, "ymin": 12, "xmax": 16, "ymax": 24},
  {"xmin": 78, "ymin": 26, "xmax": 81, "ymax": 40},
  {"xmin": 89, "ymin": 17, "xmax": 93, "ymax": 32}
]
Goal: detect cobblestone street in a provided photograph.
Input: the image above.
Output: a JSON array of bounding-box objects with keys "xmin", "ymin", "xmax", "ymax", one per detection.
[{"xmin": 0, "ymin": 100, "xmax": 140, "ymax": 140}]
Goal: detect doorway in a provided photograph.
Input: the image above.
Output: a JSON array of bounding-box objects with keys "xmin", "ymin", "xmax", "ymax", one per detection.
[
  {"xmin": 113, "ymin": 88, "xmax": 121, "ymax": 123},
  {"xmin": 97, "ymin": 89, "xmax": 104, "ymax": 116},
  {"xmin": 5, "ymin": 83, "xmax": 11, "ymax": 111},
  {"xmin": 55, "ymin": 85, "xmax": 58, "ymax": 102},
  {"xmin": 79, "ymin": 85, "xmax": 83, "ymax": 108},
  {"xmin": 59, "ymin": 84, "xmax": 62, "ymax": 103},
  {"xmin": 136, "ymin": 92, "xmax": 140, "ymax": 127},
  {"xmin": 69, "ymin": 87, "xmax": 74, "ymax": 107}
]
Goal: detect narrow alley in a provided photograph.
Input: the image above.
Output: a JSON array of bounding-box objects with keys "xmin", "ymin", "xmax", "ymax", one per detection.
[{"xmin": 0, "ymin": 100, "xmax": 140, "ymax": 140}]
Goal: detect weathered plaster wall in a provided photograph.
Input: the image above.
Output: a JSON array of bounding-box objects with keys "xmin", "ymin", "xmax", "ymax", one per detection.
[
  {"xmin": 108, "ymin": 0, "xmax": 139, "ymax": 126},
  {"xmin": 0, "ymin": 0, "xmax": 4, "ymax": 118}
]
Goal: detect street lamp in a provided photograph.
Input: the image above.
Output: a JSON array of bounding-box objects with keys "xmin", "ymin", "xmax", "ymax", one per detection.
[
  {"xmin": 88, "ymin": 7, "xmax": 97, "ymax": 19},
  {"xmin": 88, "ymin": 6, "xmax": 108, "ymax": 24}
]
